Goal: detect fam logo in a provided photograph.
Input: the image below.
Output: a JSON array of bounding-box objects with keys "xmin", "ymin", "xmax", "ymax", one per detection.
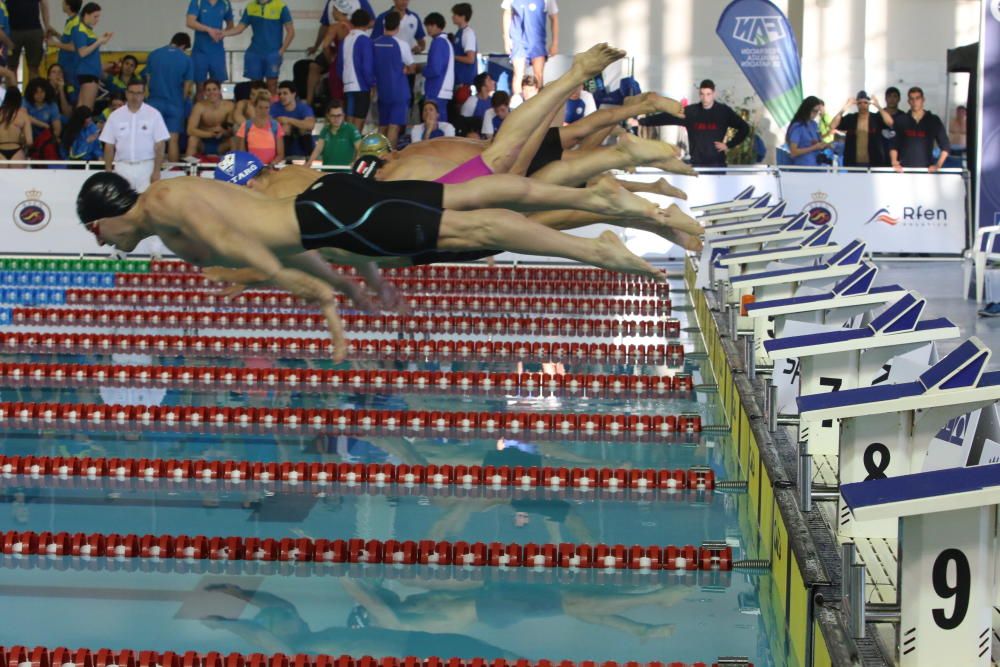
[
  {"xmin": 732, "ymin": 15, "xmax": 787, "ymax": 46},
  {"xmin": 12, "ymin": 189, "xmax": 51, "ymax": 232},
  {"xmin": 865, "ymin": 205, "xmax": 946, "ymax": 226},
  {"xmin": 801, "ymin": 191, "xmax": 837, "ymax": 226}
]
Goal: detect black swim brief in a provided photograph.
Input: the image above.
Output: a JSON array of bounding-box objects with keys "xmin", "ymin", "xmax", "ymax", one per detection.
[
  {"xmin": 525, "ymin": 126, "xmax": 564, "ymax": 176},
  {"xmin": 295, "ymin": 173, "xmax": 445, "ymax": 257}
]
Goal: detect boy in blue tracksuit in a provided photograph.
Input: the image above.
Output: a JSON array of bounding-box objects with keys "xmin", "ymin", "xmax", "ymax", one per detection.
[
  {"xmin": 450, "ymin": 3, "xmax": 477, "ymax": 89},
  {"xmin": 501, "ymin": 0, "xmax": 558, "ymax": 97},
  {"xmin": 340, "ymin": 9, "xmax": 375, "ymax": 130},
  {"xmin": 372, "ymin": 11, "xmax": 413, "ymax": 149},
  {"xmin": 421, "ymin": 12, "xmax": 453, "ymax": 122},
  {"xmin": 145, "ymin": 32, "xmax": 194, "ymax": 163},
  {"xmin": 185, "ymin": 0, "xmax": 234, "ymax": 90},
  {"xmin": 223, "ymin": 0, "xmax": 294, "ymax": 95}
]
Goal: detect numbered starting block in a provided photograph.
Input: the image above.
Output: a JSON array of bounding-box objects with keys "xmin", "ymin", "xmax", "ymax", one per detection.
[
  {"xmin": 714, "ymin": 226, "xmax": 839, "ymax": 283},
  {"xmin": 690, "ymin": 185, "xmax": 759, "ymax": 215},
  {"xmin": 841, "ymin": 464, "xmax": 1000, "ymax": 667},
  {"xmin": 744, "ymin": 263, "xmax": 908, "ymax": 367},
  {"xmin": 697, "ymin": 213, "xmax": 813, "ymax": 289},
  {"xmin": 700, "ymin": 201, "xmax": 795, "ymax": 237},
  {"xmin": 727, "ymin": 239, "xmax": 868, "ymax": 316},
  {"xmin": 696, "ymin": 192, "xmax": 777, "ymax": 223},
  {"xmin": 797, "ymin": 337, "xmax": 1000, "ymax": 539}
]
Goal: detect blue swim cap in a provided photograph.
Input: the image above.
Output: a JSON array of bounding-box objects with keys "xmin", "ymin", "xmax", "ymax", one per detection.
[{"xmin": 214, "ymin": 151, "xmax": 264, "ymax": 186}]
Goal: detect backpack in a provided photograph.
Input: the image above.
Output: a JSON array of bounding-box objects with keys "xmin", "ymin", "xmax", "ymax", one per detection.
[{"xmin": 29, "ymin": 128, "xmax": 61, "ymax": 161}]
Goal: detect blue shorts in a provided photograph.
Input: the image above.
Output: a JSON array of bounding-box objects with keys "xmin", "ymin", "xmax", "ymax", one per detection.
[
  {"xmin": 149, "ymin": 99, "xmax": 184, "ymax": 134},
  {"xmin": 192, "ymin": 49, "xmax": 228, "ymax": 82},
  {"xmin": 345, "ymin": 90, "xmax": 371, "ymax": 119},
  {"xmin": 244, "ymin": 50, "xmax": 282, "ymax": 80},
  {"xmin": 378, "ymin": 100, "xmax": 410, "ymax": 127},
  {"xmin": 201, "ymin": 138, "xmax": 223, "ymax": 155},
  {"xmin": 511, "ymin": 40, "xmax": 547, "ymax": 61}
]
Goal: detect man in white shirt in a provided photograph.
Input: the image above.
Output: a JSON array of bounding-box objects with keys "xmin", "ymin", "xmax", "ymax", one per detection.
[{"xmin": 100, "ymin": 78, "xmax": 170, "ymax": 256}]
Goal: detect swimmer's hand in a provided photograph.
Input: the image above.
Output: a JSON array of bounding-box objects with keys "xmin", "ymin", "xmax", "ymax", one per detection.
[
  {"xmin": 376, "ymin": 280, "xmax": 410, "ymax": 315},
  {"xmin": 204, "ymin": 266, "xmax": 268, "ymax": 297},
  {"xmin": 272, "ymin": 268, "xmax": 348, "ymax": 363}
]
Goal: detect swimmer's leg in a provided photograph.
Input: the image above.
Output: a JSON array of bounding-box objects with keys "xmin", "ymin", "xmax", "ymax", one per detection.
[
  {"xmin": 527, "ymin": 209, "xmax": 703, "ymax": 252},
  {"xmin": 529, "ymin": 135, "xmax": 679, "ymax": 187},
  {"xmin": 481, "ymin": 43, "xmax": 626, "ymax": 174},
  {"xmin": 619, "ymin": 177, "xmax": 688, "ymax": 200},
  {"xmin": 560, "ymin": 94, "xmax": 685, "ymax": 149},
  {"xmin": 435, "ymin": 208, "xmax": 663, "ymax": 280}
]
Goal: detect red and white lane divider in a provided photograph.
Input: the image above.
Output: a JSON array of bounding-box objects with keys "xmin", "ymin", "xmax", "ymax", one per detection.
[
  {"xmin": 65, "ymin": 288, "xmax": 673, "ymax": 317},
  {"xmin": 119, "ymin": 273, "xmax": 669, "ymax": 297},
  {"xmin": 2, "ymin": 646, "xmax": 746, "ymax": 667},
  {"xmin": 0, "ymin": 402, "xmax": 703, "ymax": 438},
  {"xmin": 0, "ymin": 455, "xmax": 715, "ymax": 491},
  {"xmin": 1, "ymin": 332, "xmax": 685, "ymax": 363},
  {"xmin": 0, "ymin": 362, "xmax": 694, "ymax": 396},
  {"xmin": 0, "ymin": 530, "xmax": 733, "ymax": 570},
  {"xmin": 150, "ymin": 258, "xmax": 670, "ymax": 283},
  {"xmin": 10, "ymin": 308, "xmax": 675, "ymax": 339}
]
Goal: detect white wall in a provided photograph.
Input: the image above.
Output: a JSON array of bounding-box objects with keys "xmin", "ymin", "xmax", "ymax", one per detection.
[{"xmin": 92, "ymin": 0, "xmax": 977, "ymax": 121}]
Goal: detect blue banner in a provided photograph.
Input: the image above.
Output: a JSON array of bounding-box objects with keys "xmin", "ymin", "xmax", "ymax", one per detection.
[
  {"xmin": 716, "ymin": 0, "xmax": 802, "ymax": 127},
  {"xmin": 978, "ymin": 1, "xmax": 1000, "ymax": 228}
]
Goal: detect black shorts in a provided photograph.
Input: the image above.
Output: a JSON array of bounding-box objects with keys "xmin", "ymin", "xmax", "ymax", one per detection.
[
  {"xmin": 526, "ymin": 126, "xmax": 564, "ymax": 176},
  {"xmin": 76, "ymin": 74, "xmax": 100, "ymax": 85},
  {"xmin": 345, "ymin": 90, "xmax": 371, "ymax": 119},
  {"xmin": 295, "ymin": 173, "xmax": 444, "ymax": 257}
]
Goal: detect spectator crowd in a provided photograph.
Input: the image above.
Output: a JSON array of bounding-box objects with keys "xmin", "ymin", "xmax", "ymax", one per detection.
[{"xmin": 0, "ymin": 0, "xmax": 966, "ymax": 175}]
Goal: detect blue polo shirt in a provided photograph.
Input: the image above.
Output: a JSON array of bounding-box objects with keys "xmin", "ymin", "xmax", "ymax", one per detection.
[
  {"xmin": 72, "ymin": 21, "xmax": 102, "ymax": 79},
  {"xmin": 372, "ymin": 35, "xmax": 410, "ymax": 104},
  {"xmin": 240, "ymin": 0, "xmax": 292, "ymax": 55},
  {"xmin": 57, "ymin": 14, "xmax": 80, "ymax": 78},
  {"xmin": 145, "ymin": 44, "xmax": 194, "ymax": 107},
  {"xmin": 187, "ymin": 0, "xmax": 233, "ymax": 55}
]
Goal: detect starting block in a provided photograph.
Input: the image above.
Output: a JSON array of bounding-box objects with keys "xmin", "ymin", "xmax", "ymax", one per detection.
[
  {"xmin": 697, "ymin": 213, "xmax": 812, "ymax": 288},
  {"xmin": 690, "ymin": 185, "xmax": 758, "ymax": 215},
  {"xmin": 744, "ymin": 264, "xmax": 908, "ymax": 366},
  {"xmin": 701, "ymin": 202, "xmax": 796, "ymax": 237},
  {"xmin": 727, "ymin": 239, "xmax": 868, "ymax": 313},
  {"xmin": 714, "ymin": 226, "xmax": 839, "ymax": 282},
  {"xmin": 841, "ymin": 464, "xmax": 1000, "ymax": 666},
  {"xmin": 767, "ymin": 292, "xmax": 960, "ymax": 457},
  {"xmin": 696, "ymin": 192, "xmax": 777, "ymax": 223},
  {"xmin": 797, "ymin": 337, "xmax": 1000, "ymax": 539}
]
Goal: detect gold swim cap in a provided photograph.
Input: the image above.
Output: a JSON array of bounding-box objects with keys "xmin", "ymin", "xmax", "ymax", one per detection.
[{"xmin": 358, "ymin": 133, "xmax": 392, "ymax": 158}]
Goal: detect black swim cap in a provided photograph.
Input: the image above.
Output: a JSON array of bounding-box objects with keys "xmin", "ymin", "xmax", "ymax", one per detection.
[{"xmin": 77, "ymin": 171, "xmax": 140, "ymax": 224}]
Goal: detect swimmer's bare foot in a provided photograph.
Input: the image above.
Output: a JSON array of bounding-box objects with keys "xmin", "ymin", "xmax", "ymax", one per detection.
[
  {"xmin": 649, "ymin": 157, "xmax": 699, "ymax": 177},
  {"xmin": 571, "ymin": 43, "xmax": 626, "ymax": 80},
  {"xmin": 646, "ymin": 93, "xmax": 685, "ymax": 118},
  {"xmin": 591, "ymin": 174, "xmax": 661, "ymax": 221},
  {"xmin": 593, "ymin": 230, "xmax": 665, "ymax": 281},
  {"xmin": 665, "ymin": 203, "xmax": 704, "ymax": 235},
  {"xmin": 648, "ymin": 177, "xmax": 688, "ymax": 200},
  {"xmin": 621, "ymin": 217, "xmax": 703, "ymax": 252},
  {"xmin": 616, "ymin": 133, "xmax": 680, "ymax": 166}
]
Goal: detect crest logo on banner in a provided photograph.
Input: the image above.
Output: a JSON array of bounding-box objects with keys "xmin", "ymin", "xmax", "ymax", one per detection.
[
  {"xmin": 12, "ymin": 189, "xmax": 51, "ymax": 232},
  {"xmin": 801, "ymin": 191, "xmax": 837, "ymax": 226}
]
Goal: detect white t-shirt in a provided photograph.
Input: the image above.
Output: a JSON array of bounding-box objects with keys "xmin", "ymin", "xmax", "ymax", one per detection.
[
  {"xmin": 481, "ymin": 108, "xmax": 499, "ymax": 137},
  {"xmin": 410, "ymin": 122, "xmax": 456, "ymax": 142},
  {"xmin": 395, "ymin": 34, "xmax": 415, "ymax": 66},
  {"xmin": 99, "ymin": 103, "xmax": 170, "ymax": 162}
]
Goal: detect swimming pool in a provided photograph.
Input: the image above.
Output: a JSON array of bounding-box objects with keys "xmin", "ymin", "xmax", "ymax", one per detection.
[{"xmin": 0, "ymin": 259, "xmax": 796, "ymax": 667}]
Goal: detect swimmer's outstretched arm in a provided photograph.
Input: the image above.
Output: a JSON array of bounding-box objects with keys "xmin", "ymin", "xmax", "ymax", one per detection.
[{"xmin": 201, "ymin": 616, "xmax": 293, "ymax": 653}]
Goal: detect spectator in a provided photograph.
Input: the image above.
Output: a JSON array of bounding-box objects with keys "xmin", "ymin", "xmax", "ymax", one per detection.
[
  {"xmin": 949, "ymin": 105, "xmax": 967, "ymax": 158},
  {"xmin": 410, "ymin": 98, "xmax": 455, "ymax": 142},
  {"xmin": 308, "ymin": 99, "xmax": 361, "ymax": 166},
  {"xmin": 502, "ymin": 0, "xmax": 558, "ymax": 97},
  {"xmin": 459, "ymin": 71, "xmax": 493, "ymax": 131},
  {"xmin": 421, "ymin": 12, "xmax": 454, "ymax": 121},
  {"xmin": 185, "ymin": 78, "xmax": 234, "ymax": 160},
  {"xmin": 451, "ymin": 3, "xmax": 477, "ymax": 93},
  {"xmin": 71, "ymin": 2, "xmax": 112, "ymax": 111},
  {"xmin": 46, "ymin": 62, "xmax": 72, "ymax": 117},
  {"xmin": 509, "ymin": 73, "xmax": 536, "ymax": 109},
  {"xmin": 639, "ymin": 79, "xmax": 750, "ymax": 167},
  {"xmin": 271, "ymin": 79, "xmax": 315, "ymax": 158},
  {"xmin": 236, "ymin": 88, "xmax": 284, "ymax": 165},
  {"xmin": 372, "ymin": 10, "xmax": 414, "ymax": 149},
  {"xmin": 49, "ymin": 0, "xmax": 80, "ymax": 94},
  {"xmin": 100, "ymin": 77, "xmax": 169, "ymax": 190},
  {"xmin": 104, "ymin": 54, "xmax": 138, "ymax": 98},
  {"xmin": 341, "ymin": 9, "xmax": 374, "ymax": 130},
  {"xmin": 186, "ymin": 0, "xmax": 234, "ymax": 93},
  {"xmin": 373, "ymin": 0, "xmax": 425, "ymax": 55},
  {"xmin": 829, "ymin": 91, "xmax": 895, "ymax": 168},
  {"xmin": 564, "ymin": 84, "xmax": 596, "ymax": 124},
  {"xmin": 880, "ymin": 85, "xmax": 902, "ymax": 156},
  {"xmin": 890, "ymin": 86, "xmax": 949, "ymax": 172},
  {"xmin": 99, "ymin": 90, "xmax": 123, "ymax": 122},
  {"xmin": 786, "ymin": 95, "xmax": 829, "ymax": 167},
  {"xmin": 224, "ymin": 0, "xmax": 295, "ymax": 97},
  {"xmin": 0, "ymin": 2, "xmax": 15, "ymax": 77},
  {"xmin": 481, "ymin": 89, "xmax": 509, "ymax": 139},
  {"xmin": 307, "ymin": 0, "xmax": 375, "ymax": 109},
  {"xmin": 0, "ymin": 86, "xmax": 31, "ymax": 165},
  {"xmin": 8, "ymin": 0, "xmax": 56, "ymax": 82},
  {"xmin": 23, "ymin": 77, "xmax": 62, "ymax": 139},
  {"xmin": 61, "ymin": 104, "xmax": 102, "ymax": 160},
  {"xmin": 233, "ymin": 78, "xmax": 268, "ymax": 127},
  {"xmin": 145, "ymin": 32, "xmax": 194, "ymax": 163}
]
